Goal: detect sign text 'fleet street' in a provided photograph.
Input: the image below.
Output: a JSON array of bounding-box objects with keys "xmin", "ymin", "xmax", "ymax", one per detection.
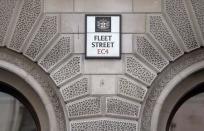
[{"xmin": 85, "ymin": 15, "xmax": 121, "ymax": 58}]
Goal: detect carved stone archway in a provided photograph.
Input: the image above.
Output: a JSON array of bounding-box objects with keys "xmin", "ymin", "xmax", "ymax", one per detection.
[
  {"xmin": 0, "ymin": 48, "xmax": 67, "ymax": 131},
  {"xmin": 1, "ymin": 0, "xmax": 204, "ymax": 130},
  {"xmin": 141, "ymin": 48, "xmax": 204, "ymax": 131},
  {"xmin": 0, "ymin": 0, "xmax": 69, "ymax": 130},
  {"xmin": 140, "ymin": 0, "xmax": 204, "ymax": 131}
]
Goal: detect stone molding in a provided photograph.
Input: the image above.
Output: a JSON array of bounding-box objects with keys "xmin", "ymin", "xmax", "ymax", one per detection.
[
  {"xmin": 1, "ymin": 0, "xmax": 204, "ymax": 130},
  {"xmin": 141, "ymin": 48, "xmax": 204, "ymax": 131},
  {"xmin": 0, "ymin": 48, "xmax": 67, "ymax": 131},
  {"xmin": 140, "ymin": 0, "xmax": 204, "ymax": 130}
]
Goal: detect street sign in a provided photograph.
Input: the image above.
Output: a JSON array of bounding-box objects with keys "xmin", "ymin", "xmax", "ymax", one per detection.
[{"xmin": 85, "ymin": 15, "xmax": 121, "ymax": 59}]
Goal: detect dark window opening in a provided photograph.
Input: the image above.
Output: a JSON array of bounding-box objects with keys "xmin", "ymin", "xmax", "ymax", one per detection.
[
  {"xmin": 167, "ymin": 83, "xmax": 204, "ymax": 131},
  {"xmin": 0, "ymin": 82, "xmax": 40, "ymax": 131}
]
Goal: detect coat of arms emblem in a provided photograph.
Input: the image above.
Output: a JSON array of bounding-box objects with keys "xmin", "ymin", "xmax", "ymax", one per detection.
[{"xmin": 95, "ymin": 17, "xmax": 111, "ymax": 32}]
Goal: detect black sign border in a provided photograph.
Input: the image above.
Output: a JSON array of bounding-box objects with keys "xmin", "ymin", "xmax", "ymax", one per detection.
[{"xmin": 85, "ymin": 14, "xmax": 122, "ymax": 59}]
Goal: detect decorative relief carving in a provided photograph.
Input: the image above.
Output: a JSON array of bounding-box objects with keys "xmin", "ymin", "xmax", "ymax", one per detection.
[
  {"xmin": 39, "ymin": 34, "xmax": 72, "ymax": 71},
  {"xmin": 66, "ymin": 97, "xmax": 101, "ymax": 118},
  {"xmin": 148, "ymin": 15, "xmax": 183, "ymax": 60},
  {"xmin": 50, "ymin": 56, "xmax": 82, "ymax": 86},
  {"xmin": 0, "ymin": 0, "xmax": 17, "ymax": 46},
  {"xmin": 134, "ymin": 35, "xmax": 169, "ymax": 71},
  {"xmin": 106, "ymin": 97, "xmax": 141, "ymax": 118},
  {"xmin": 125, "ymin": 56, "xmax": 157, "ymax": 86},
  {"xmin": 118, "ymin": 77, "xmax": 147, "ymax": 101},
  {"xmin": 165, "ymin": 0, "xmax": 199, "ymax": 51},
  {"xmin": 24, "ymin": 15, "xmax": 58, "ymax": 60},
  {"xmin": 9, "ymin": 0, "xmax": 41, "ymax": 51},
  {"xmin": 142, "ymin": 49, "xmax": 204, "ymax": 131},
  {"xmin": 191, "ymin": 0, "xmax": 204, "ymax": 39},
  {"xmin": 60, "ymin": 77, "xmax": 89, "ymax": 102},
  {"xmin": 71, "ymin": 119, "xmax": 137, "ymax": 131}
]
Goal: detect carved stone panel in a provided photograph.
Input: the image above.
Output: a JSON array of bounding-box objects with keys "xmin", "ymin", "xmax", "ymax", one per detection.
[
  {"xmin": 125, "ymin": 55, "xmax": 157, "ymax": 86},
  {"xmin": 164, "ymin": 0, "xmax": 199, "ymax": 51},
  {"xmin": 147, "ymin": 15, "xmax": 184, "ymax": 60},
  {"xmin": 50, "ymin": 56, "xmax": 82, "ymax": 86},
  {"xmin": 106, "ymin": 97, "xmax": 141, "ymax": 118},
  {"xmin": 70, "ymin": 119, "xmax": 138, "ymax": 131},
  {"xmin": 39, "ymin": 34, "xmax": 73, "ymax": 71},
  {"xmin": 60, "ymin": 76, "xmax": 89, "ymax": 102},
  {"xmin": 66, "ymin": 97, "xmax": 101, "ymax": 119},
  {"xmin": 133, "ymin": 35, "xmax": 169, "ymax": 71},
  {"xmin": 141, "ymin": 49, "xmax": 204, "ymax": 131},
  {"xmin": 191, "ymin": 0, "xmax": 204, "ymax": 40},
  {"xmin": 9, "ymin": 0, "xmax": 42, "ymax": 51},
  {"xmin": 24, "ymin": 15, "xmax": 58, "ymax": 60},
  {"xmin": 0, "ymin": 0, "xmax": 17, "ymax": 46},
  {"xmin": 118, "ymin": 76, "xmax": 147, "ymax": 101}
]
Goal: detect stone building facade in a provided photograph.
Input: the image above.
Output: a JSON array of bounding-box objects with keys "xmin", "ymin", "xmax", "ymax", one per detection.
[{"xmin": 0, "ymin": 0, "xmax": 204, "ymax": 131}]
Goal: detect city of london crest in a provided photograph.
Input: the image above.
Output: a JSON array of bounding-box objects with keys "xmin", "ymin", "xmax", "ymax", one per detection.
[{"xmin": 95, "ymin": 17, "xmax": 111, "ymax": 32}]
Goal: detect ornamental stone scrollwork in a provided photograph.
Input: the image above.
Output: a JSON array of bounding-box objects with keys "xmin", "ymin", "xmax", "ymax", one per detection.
[
  {"xmin": 0, "ymin": 0, "xmax": 17, "ymax": 46},
  {"xmin": 147, "ymin": 15, "xmax": 184, "ymax": 61},
  {"xmin": 8, "ymin": 0, "xmax": 42, "ymax": 52}
]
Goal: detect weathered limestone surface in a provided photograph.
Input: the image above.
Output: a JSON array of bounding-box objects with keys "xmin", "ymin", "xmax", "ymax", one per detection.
[{"xmin": 1, "ymin": 0, "xmax": 204, "ymax": 130}]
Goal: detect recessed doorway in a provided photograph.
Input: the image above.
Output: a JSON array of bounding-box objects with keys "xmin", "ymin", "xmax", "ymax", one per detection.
[
  {"xmin": 0, "ymin": 82, "xmax": 40, "ymax": 131},
  {"xmin": 168, "ymin": 84, "xmax": 204, "ymax": 131}
]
